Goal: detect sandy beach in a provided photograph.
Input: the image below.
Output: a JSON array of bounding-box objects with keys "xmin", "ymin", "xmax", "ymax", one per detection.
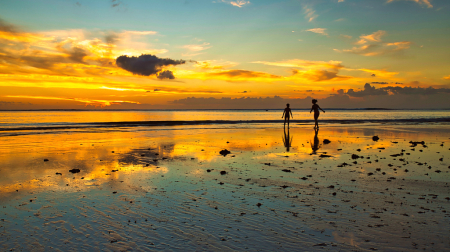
[{"xmin": 1, "ymin": 124, "xmax": 449, "ymax": 251}]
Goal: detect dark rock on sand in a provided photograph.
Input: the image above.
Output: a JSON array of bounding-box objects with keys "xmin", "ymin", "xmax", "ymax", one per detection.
[
  {"xmin": 69, "ymin": 169, "xmax": 80, "ymax": 173},
  {"xmin": 219, "ymin": 149, "xmax": 231, "ymax": 156},
  {"xmin": 372, "ymin": 136, "xmax": 380, "ymax": 141},
  {"xmin": 220, "ymin": 171, "xmax": 227, "ymax": 175},
  {"xmin": 323, "ymin": 139, "xmax": 331, "ymax": 144},
  {"xmin": 281, "ymin": 169, "xmax": 292, "ymax": 172},
  {"xmin": 409, "ymin": 141, "xmax": 425, "ymax": 147},
  {"xmin": 352, "ymin": 154, "xmax": 360, "ymax": 159},
  {"xmin": 44, "ymin": 159, "xmax": 49, "ymax": 162},
  {"xmin": 56, "ymin": 172, "xmax": 62, "ymax": 175},
  {"xmin": 319, "ymin": 154, "xmax": 332, "ymax": 158}
]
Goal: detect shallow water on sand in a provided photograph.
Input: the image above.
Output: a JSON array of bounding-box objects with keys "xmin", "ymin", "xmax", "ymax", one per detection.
[{"xmin": 1, "ymin": 124, "xmax": 450, "ymax": 251}]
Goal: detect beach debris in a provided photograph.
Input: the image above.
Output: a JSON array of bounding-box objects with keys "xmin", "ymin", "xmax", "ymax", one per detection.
[
  {"xmin": 56, "ymin": 172, "xmax": 62, "ymax": 175},
  {"xmin": 281, "ymin": 169, "xmax": 292, "ymax": 172},
  {"xmin": 372, "ymin": 136, "xmax": 379, "ymax": 141},
  {"xmin": 300, "ymin": 177, "xmax": 308, "ymax": 180},
  {"xmin": 320, "ymin": 154, "xmax": 332, "ymax": 158},
  {"xmin": 337, "ymin": 162, "xmax": 349, "ymax": 167},
  {"xmin": 264, "ymin": 163, "xmax": 271, "ymax": 166},
  {"xmin": 220, "ymin": 171, "xmax": 227, "ymax": 175},
  {"xmin": 323, "ymin": 139, "xmax": 331, "ymax": 144},
  {"xmin": 44, "ymin": 159, "xmax": 49, "ymax": 162},
  {"xmin": 69, "ymin": 169, "xmax": 80, "ymax": 173},
  {"xmin": 409, "ymin": 141, "xmax": 425, "ymax": 147},
  {"xmin": 219, "ymin": 149, "xmax": 231, "ymax": 156}
]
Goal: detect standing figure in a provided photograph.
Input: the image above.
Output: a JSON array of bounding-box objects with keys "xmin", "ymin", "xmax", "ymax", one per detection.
[
  {"xmin": 282, "ymin": 103, "xmax": 293, "ymax": 127},
  {"xmin": 310, "ymin": 99, "xmax": 325, "ymax": 128}
]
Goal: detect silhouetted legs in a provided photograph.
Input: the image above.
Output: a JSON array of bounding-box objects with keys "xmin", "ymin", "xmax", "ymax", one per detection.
[
  {"xmin": 314, "ymin": 113, "xmax": 319, "ymax": 128},
  {"xmin": 284, "ymin": 117, "xmax": 290, "ymax": 128}
]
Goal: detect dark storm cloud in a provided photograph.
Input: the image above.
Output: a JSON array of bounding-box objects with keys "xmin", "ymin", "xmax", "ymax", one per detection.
[
  {"xmin": 157, "ymin": 70, "xmax": 175, "ymax": 80},
  {"xmin": 111, "ymin": 0, "xmax": 121, "ymax": 7},
  {"xmin": 0, "ymin": 18, "xmax": 18, "ymax": 33},
  {"xmin": 116, "ymin": 54, "xmax": 186, "ymax": 77},
  {"xmin": 345, "ymin": 83, "xmax": 450, "ymax": 97},
  {"xmin": 105, "ymin": 32, "xmax": 119, "ymax": 44},
  {"xmin": 347, "ymin": 83, "xmax": 388, "ymax": 97},
  {"xmin": 68, "ymin": 47, "xmax": 88, "ymax": 63}
]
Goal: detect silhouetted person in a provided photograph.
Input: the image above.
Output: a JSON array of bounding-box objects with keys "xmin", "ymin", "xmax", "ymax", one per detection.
[
  {"xmin": 283, "ymin": 126, "xmax": 293, "ymax": 152},
  {"xmin": 310, "ymin": 99, "xmax": 325, "ymax": 128},
  {"xmin": 282, "ymin": 103, "xmax": 293, "ymax": 127},
  {"xmin": 311, "ymin": 127, "xmax": 320, "ymax": 154}
]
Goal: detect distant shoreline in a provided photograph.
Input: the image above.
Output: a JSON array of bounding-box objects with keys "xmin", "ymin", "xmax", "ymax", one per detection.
[{"xmin": 1, "ymin": 108, "xmax": 450, "ymax": 112}]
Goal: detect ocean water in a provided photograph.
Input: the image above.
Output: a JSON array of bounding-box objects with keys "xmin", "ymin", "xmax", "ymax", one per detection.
[{"xmin": 0, "ymin": 110, "xmax": 449, "ymax": 134}]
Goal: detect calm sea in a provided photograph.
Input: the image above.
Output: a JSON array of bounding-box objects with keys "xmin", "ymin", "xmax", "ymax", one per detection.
[{"xmin": 1, "ymin": 110, "xmax": 449, "ymax": 134}]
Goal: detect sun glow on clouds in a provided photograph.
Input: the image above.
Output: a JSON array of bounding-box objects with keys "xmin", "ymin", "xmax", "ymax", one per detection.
[
  {"xmin": 334, "ymin": 30, "xmax": 411, "ymax": 56},
  {"xmin": 303, "ymin": 6, "xmax": 318, "ymax": 22},
  {"xmin": 306, "ymin": 28, "xmax": 328, "ymax": 36},
  {"xmin": 5, "ymin": 95, "xmax": 140, "ymax": 107},
  {"xmin": 216, "ymin": 0, "xmax": 250, "ymax": 8},
  {"xmin": 386, "ymin": 0, "xmax": 433, "ymax": 8}
]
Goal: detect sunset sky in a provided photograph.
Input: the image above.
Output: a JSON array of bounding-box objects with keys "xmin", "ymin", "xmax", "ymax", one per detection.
[{"xmin": 0, "ymin": 0, "xmax": 449, "ymax": 109}]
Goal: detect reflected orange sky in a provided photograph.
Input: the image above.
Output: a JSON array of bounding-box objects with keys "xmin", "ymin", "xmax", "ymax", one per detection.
[{"xmin": 1, "ymin": 124, "xmax": 449, "ymax": 195}]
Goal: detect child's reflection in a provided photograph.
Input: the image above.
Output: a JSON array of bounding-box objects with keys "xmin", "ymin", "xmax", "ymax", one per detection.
[
  {"xmin": 311, "ymin": 127, "xmax": 320, "ymax": 154},
  {"xmin": 283, "ymin": 126, "xmax": 293, "ymax": 152}
]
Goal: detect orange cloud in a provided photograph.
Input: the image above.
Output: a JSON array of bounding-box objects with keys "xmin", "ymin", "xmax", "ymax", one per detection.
[
  {"xmin": 217, "ymin": 0, "xmax": 250, "ymax": 8},
  {"xmin": 443, "ymin": 75, "xmax": 450, "ymax": 80},
  {"xmin": 291, "ymin": 69, "xmax": 352, "ymax": 82},
  {"xmin": 4, "ymin": 95, "xmax": 140, "ymax": 107},
  {"xmin": 356, "ymin": 30, "xmax": 386, "ymax": 44},
  {"xmin": 303, "ymin": 5, "xmax": 318, "ymax": 22},
  {"xmin": 335, "ymin": 30, "xmax": 411, "ymax": 57},
  {"xmin": 306, "ymin": 28, "xmax": 328, "ymax": 36},
  {"xmin": 358, "ymin": 68, "xmax": 399, "ymax": 78},
  {"xmin": 194, "ymin": 60, "xmax": 237, "ymax": 70},
  {"xmin": 386, "ymin": 0, "xmax": 432, "ymax": 8},
  {"xmin": 253, "ymin": 59, "xmax": 343, "ymax": 70}
]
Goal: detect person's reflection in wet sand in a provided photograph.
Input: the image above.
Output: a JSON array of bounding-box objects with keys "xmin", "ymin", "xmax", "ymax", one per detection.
[
  {"xmin": 283, "ymin": 126, "xmax": 293, "ymax": 152},
  {"xmin": 311, "ymin": 127, "xmax": 320, "ymax": 154}
]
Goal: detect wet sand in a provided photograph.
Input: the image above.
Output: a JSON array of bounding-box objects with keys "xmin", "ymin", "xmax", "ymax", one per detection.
[{"xmin": 1, "ymin": 124, "xmax": 449, "ymax": 251}]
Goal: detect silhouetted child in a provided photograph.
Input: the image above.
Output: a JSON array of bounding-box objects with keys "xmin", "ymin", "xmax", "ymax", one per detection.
[
  {"xmin": 310, "ymin": 99, "xmax": 325, "ymax": 128},
  {"xmin": 282, "ymin": 103, "xmax": 293, "ymax": 127}
]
